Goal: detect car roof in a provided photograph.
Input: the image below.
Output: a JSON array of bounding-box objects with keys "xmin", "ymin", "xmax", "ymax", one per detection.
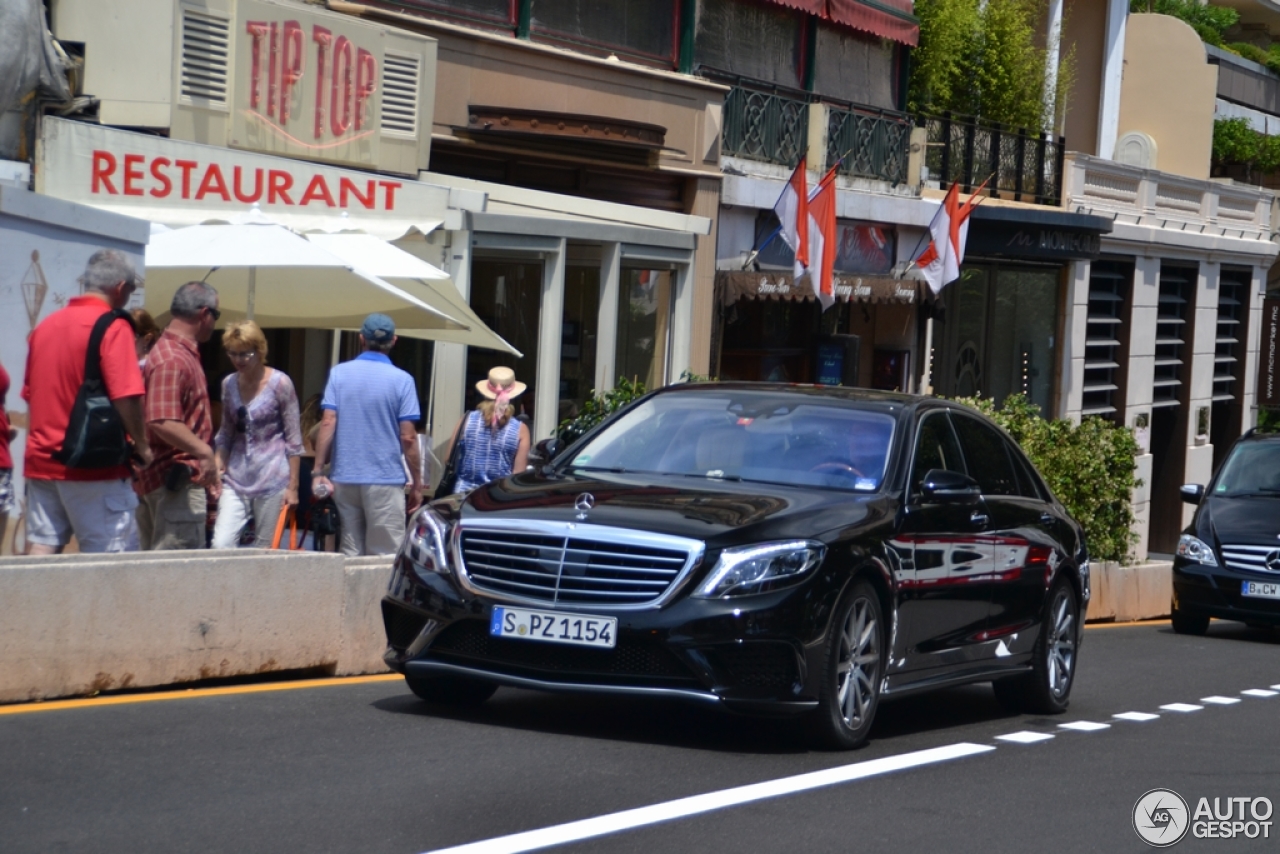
[{"xmin": 656, "ymin": 381, "xmax": 930, "ymax": 409}]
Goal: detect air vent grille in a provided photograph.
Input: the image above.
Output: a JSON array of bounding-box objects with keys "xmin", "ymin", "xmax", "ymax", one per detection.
[
  {"xmin": 180, "ymin": 8, "xmax": 230, "ymax": 104},
  {"xmin": 381, "ymin": 52, "xmax": 420, "ymax": 137}
]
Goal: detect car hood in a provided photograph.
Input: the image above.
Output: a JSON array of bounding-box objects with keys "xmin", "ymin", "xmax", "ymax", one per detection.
[
  {"xmin": 454, "ymin": 470, "xmax": 891, "ymax": 545},
  {"xmin": 1201, "ymin": 495, "xmax": 1280, "ymax": 546}
]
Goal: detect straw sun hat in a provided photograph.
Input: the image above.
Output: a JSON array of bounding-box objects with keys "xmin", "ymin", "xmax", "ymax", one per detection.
[{"xmin": 476, "ymin": 366, "xmax": 527, "ymax": 401}]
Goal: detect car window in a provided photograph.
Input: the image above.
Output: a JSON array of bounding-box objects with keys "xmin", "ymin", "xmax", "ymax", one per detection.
[
  {"xmin": 1007, "ymin": 442, "xmax": 1048, "ymax": 501},
  {"xmin": 910, "ymin": 412, "xmax": 964, "ymax": 494},
  {"xmin": 1213, "ymin": 440, "xmax": 1280, "ymax": 496},
  {"xmin": 952, "ymin": 414, "xmax": 1019, "ymax": 496}
]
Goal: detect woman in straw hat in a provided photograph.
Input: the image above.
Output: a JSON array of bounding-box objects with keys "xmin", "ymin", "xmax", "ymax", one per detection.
[{"xmin": 447, "ymin": 366, "xmax": 531, "ymax": 493}]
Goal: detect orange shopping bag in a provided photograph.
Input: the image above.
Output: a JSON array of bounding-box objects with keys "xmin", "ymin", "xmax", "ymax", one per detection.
[{"xmin": 270, "ymin": 505, "xmax": 300, "ymax": 550}]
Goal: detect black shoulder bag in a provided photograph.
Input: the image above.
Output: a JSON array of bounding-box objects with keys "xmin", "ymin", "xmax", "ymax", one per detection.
[
  {"xmin": 432, "ymin": 435, "xmax": 466, "ymax": 501},
  {"xmin": 54, "ymin": 309, "xmax": 136, "ymax": 469}
]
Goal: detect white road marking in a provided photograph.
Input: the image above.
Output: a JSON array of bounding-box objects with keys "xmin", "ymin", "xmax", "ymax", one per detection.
[
  {"xmin": 1200, "ymin": 696, "xmax": 1240, "ymax": 705},
  {"xmin": 1113, "ymin": 712, "xmax": 1159, "ymax": 721},
  {"xmin": 1272, "ymin": 684, "xmax": 1280, "ymax": 690},
  {"xmin": 995, "ymin": 731, "xmax": 1055, "ymax": 744},
  {"xmin": 1058, "ymin": 721, "xmax": 1110, "ymax": 732},
  {"xmin": 1242, "ymin": 689, "xmax": 1278, "ymax": 698},
  {"xmin": 421, "ymin": 743, "xmax": 995, "ymax": 854},
  {"xmin": 1160, "ymin": 703, "xmax": 1203, "ymax": 712}
]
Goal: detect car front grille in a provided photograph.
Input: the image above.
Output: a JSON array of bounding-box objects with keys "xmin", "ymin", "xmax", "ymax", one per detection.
[
  {"xmin": 1219, "ymin": 544, "xmax": 1280, "ymax": 574},
  {"xmin": 382, "ymin": 601, "xmax": 430, "ymax": 653},
  {"xmin": 457, "ymin": 523, "xmax": 699, "ymax": 608},
  {"xmin": 427, "ymin": 620, "xmax": 698, "ymax": 684}
]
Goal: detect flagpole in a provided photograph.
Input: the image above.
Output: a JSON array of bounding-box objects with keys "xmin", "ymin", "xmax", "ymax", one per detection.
[{"xmin": 919, "ymin": 315, "xmax": 934, "ymax": 395}]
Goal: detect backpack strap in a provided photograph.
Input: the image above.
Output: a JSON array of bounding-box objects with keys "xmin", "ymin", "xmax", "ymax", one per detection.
[{"xmin": 83, "ymin": 309, "xmax": 136, "ymax": 386}]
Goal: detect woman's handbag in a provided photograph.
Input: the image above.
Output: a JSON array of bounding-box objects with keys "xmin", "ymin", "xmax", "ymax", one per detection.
[
  {"xmin": 54, "ymin": 309, "xmax": 135, "ymax": 469},
  {"xmin": 270, "ymin": 505, "xmax": 300, "ymax": 550},
  {"xmin": 432, "ymin": 437, "xmax": 466, "ymax": 501}
]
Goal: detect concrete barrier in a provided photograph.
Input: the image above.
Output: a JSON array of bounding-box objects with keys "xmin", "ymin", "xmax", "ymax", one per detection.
[
  {"xmin": 1085, "ymin": 560, "xmax": 1173, "ymax": 623},
  {"xmin": 0, "ymin": 550, "xmax": 395, "ymax": 704}
]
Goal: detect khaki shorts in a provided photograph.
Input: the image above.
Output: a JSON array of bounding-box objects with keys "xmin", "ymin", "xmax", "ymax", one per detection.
[
  {"xmin": 26, "ymin": 477, "xmax": 139, "ymax": 553},
  {"xmin": 333, "ymin": 482, "xmax": 405, "ymax": 556},
  {"xmin": 138, "ymin": 482, "xmax": 208, "ymax": 551}
]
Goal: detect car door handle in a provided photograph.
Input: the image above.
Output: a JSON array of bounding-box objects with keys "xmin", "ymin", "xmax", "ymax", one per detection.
[{"xmin": 970, "ymin": 511, "xmax": 989, "ymax": 528}]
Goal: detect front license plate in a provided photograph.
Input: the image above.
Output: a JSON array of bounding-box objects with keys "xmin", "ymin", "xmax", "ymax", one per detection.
[
  {"xmin": 1242, "ymin": 580, "xmax": 1280, "ymax": 600},
  {"xmin": 490, "ymin": 606, "xmax": 617, "ymax": 649}
]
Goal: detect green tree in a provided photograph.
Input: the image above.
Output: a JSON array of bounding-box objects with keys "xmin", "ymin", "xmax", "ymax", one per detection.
[{"xmin": 1130, "ymin": 0, "xmax": 1237, "ymax": 46}]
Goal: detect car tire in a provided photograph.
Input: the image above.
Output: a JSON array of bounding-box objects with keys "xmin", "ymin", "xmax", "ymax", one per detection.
[
  {"xmin": 808, "ymin": 579, "xmax": 884, "ymax": 751},
  {"xmin": 405, "ymin": 674, "xmax": 498, "ymax": 707},
  {"xmin": 1170, "ymin": 602, "xmax": 1210, "ymax": 636},
  {"xmin": 992, "ymin": 577, "xmax": 1079, "ymax": 715}
]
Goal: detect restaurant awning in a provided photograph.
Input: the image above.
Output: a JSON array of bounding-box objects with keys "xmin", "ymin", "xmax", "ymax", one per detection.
[
  {"xmin": 761, "ymin": 0, "xmax": 918, "ymax": 47},
  {"xmin": 717, "ymin": 271, "xmax": 926, "ymax": 307}
]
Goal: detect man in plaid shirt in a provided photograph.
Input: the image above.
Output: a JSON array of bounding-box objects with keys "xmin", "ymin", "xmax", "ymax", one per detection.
[{"xmin": 136, "ymin": 281, "xmax": 221, "ymax": 550}]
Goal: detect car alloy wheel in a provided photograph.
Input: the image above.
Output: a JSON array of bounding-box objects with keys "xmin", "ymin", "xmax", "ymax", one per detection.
[
  {"xmin": 810, "ymin": 579, "xmax": 883, "ymax": 750},
  {"xmin": 1170, "ymin": 600, "xmax": 1210, "ymax": 635},
  {"xmin": 994, "ymin": 576, "xmax": 1078, "ymax": 714}
]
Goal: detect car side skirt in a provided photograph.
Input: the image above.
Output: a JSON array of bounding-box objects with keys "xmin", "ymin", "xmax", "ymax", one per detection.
[{"xmin": 882, "ymin": 661, "xmax": 1034, "ymax": 698}]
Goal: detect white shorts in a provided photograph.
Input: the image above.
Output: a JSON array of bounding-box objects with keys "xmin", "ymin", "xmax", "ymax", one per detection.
[{"xmin": 26, "ymin": 477, "xmax": 140, "ymax": 553}]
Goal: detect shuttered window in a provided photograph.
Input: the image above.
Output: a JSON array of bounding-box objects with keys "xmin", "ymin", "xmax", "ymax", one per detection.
[
  {"xmin": 1153, "ymin": 264, "xmax": 1196, "ymax": 409},
  {"xmin": 1214, "ymin": 269, "xmax": 1247, "ymax": 403},
  {"xmin": 381, "ymin": 52, "xmax": 421, "ymax": 138},
  {"xmin": 1082, "ymin": 260, "xmax": 1131, "ymax": 419},
  {"xmin": 180, "ymin": 7, "xmax": 230, "ymax": 105}
]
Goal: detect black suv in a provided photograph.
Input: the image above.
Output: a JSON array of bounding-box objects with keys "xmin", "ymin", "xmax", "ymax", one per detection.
[
  {"xmin": 383, "ymin": 384, "xmax": 1089, "ymax": 749},
  {"xmin": 1174, "ymin": 428, "xmax": 1280, "ymax": 634}
]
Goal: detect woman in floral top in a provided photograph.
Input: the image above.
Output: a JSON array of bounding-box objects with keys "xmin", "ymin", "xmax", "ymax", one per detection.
[{"xmin": 212, "ymin": 321, "xmax": 303, "ymax": 548}]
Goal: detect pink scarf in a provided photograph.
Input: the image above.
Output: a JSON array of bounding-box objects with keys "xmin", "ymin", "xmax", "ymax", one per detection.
[{"xmin": 487, "ymin": 381, "xmax": 512, "ymax": 427}]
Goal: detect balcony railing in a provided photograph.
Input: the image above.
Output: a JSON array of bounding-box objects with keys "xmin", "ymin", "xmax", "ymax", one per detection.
[
  {"xmin": 826, "ymin": 105, "xmax": 911, "ymax": 185},
  {"xmin": 919, "ymin": 113, "xmax": 1065, "ymax": 206},
  {"xmin": 722, "ymin": 85, "xmax": 809, "ymax": 168}
]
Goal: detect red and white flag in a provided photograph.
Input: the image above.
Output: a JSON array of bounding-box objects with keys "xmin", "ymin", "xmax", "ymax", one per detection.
[
  {"xmin": 805, "ymin": 165, "xmax": 840, "ymax": 310},
  {"xmin": 914, "ymin": 180, "xmax": 987, "ymax": 295},
  {"xmin": 773, "ymin": 157, "xmax": 809, "ymax": 280}
]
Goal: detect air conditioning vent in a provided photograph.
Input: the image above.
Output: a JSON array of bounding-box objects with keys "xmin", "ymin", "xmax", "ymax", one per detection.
[
  {"xmin": 180, "ymin": 8, "xmax": 230, "ymax": 105},
  {"xmin": 381, "ymin": 51, "xmax": 420, "ymax": 137}
]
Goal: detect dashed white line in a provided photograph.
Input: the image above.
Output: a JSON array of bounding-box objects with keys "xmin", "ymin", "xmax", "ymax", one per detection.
[
  {"xmin": 995, "ymin": 731, "xmax": 1055, "ymax": 744},
  {"xmin": 421, "ymin": 742, "xmax": 996, "ymax": 854},
  {"xmin": 1058, "ymin": 721, "xmax": 1110, "ymax": 732},
  {"xmin": 1159, "ymin": 703, "xmax": 1204, "ymax": 713},
  {"xmin": 1113, "ymin": 711, "xmax": 1160, "ymax": 722},
  {"xmin": 1200, "ymin": 696, "xmax": 1241, "ymax": 705},
  {"xmin": 1242, "ymin": 689, "xmax": 1278, "ymax": 698}
]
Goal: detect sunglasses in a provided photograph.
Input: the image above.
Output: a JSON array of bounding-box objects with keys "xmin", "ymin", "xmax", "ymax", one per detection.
[
  {"xmin": 206, "ymin": 306, "xmax": 222, "ymax": 322},
  {"xmin": 235, "ymin": 405, "xmax": 248, "ymax": 434}
]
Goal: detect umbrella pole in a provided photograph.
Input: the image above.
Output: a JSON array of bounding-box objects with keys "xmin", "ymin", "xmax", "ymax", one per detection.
[{"xmin": 246, "ymin": 267, "xmax": 256, "ymax": 322}]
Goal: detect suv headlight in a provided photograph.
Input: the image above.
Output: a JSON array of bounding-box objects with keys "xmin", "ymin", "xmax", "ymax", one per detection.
[
  {"xmin": 693, "ymin": 541, "xmax": 826, "ymax": 598},
  {"xmin": 403, "ymin": 507, "xmax": 452, "ymax": 577},
  {"xmin": 1176, "ymin": 534, "xmax": 1218, "ymax": 567}
]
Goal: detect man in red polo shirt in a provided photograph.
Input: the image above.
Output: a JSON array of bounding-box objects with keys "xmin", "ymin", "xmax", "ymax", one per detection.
[
  {"xmin": 23, "ymin": 249, "xmax": 153, "ymax": 554},
  {"xmin": 136, "ymin": 280, "xmax": 221, "ymax": 550}
]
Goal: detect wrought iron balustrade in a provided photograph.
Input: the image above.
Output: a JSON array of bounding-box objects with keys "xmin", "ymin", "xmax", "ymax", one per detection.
[
  {"xmin": 722, "ymin": 86, "xmax": 809, "ymax": 167},
  {"xmin": 826, "ymin": 105, "xmax": 910, "ymax": 185},
  {"xmin": 918, "ymin": 113, "xmax": 1065, "ymax": 206}
]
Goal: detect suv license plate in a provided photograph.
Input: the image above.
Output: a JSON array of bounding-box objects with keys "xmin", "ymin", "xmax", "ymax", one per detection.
[
  {"xmin": 1242, "ymin": 580, "xmax": 1280, "ymax": 600},
  {"xmin": 490, "ymin": 606, "xmax": 617, "ymax": 649}
]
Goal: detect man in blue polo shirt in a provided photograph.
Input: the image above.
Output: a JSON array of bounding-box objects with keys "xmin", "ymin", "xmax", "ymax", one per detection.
[{"xmin": 312, "ymin": 314, "xmax": 423, "ymax": 555}]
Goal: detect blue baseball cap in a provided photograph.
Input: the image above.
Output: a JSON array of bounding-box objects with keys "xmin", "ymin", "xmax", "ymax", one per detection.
[{"xmin": 361, "ymin": 313, "xmax": 396, "ymax": 344}]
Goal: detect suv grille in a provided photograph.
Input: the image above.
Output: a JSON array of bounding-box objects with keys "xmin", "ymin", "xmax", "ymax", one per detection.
[
  {"xmin": 458, "ymin": 526, "xmax": 696, "ymax": 607},
  {"xmin": 1220, "ymin": 544, "xmax": 1280, "ymax": 574}
]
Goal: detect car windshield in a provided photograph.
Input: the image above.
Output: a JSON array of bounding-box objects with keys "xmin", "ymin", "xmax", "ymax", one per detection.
[
  {"xmin": 1213, "ymin": 441, "xmax": 1280, "ymax": 496},
  {"xmin": 565, "ymin": 390, "xmax": 895, "ymax": 492}
]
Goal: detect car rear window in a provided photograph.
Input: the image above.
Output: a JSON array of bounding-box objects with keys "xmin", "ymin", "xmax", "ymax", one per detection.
[{"xmin": 567, "ymin": 392, "xmax": 896, "ymax": 492}]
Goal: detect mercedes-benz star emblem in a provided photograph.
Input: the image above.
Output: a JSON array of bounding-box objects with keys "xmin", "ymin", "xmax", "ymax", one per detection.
[
  {"xmin": 574, "ymin": 492, "xmax": 595, "ymax": 520},
  {"xmin": 1266, "ymin": 549, "xmax": 1280, "ymax": 572}
]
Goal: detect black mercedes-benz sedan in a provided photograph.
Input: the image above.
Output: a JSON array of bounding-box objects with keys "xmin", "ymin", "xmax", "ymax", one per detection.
[
  {"xmin": 1173, "ymin": 428, "xmax": 1280, "ymax": 634},
  {"xmin": 383, "ymin": 384, "xmax": 1089, "ymax": 749}
]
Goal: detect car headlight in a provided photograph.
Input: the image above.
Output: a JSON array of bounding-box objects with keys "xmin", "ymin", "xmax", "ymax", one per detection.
[
  {"xmin": 693, "ymin": 541, "xmax": 826, "ymax": 598},
  {"xmin": 403, "ymin": 507, "xmax": 452, "ymax": 577},
  {"xmin": 1176, "ymin": 534, "xmax": 1218, "ymax": 567}
]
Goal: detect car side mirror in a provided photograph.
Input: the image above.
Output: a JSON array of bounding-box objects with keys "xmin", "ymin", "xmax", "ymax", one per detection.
[
  {"xmin": 920, "ymin": 468, "xmax": 982, "ymax": 503},
  {"xmin": 1180, "ymin": 483, "xmax": 1205, "ymax": 505},
  {"xmin": 533, "ymin": 437, "xmax": 562, "ymax": 467}
]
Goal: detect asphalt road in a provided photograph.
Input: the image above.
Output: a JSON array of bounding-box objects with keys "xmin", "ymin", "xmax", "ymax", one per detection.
[{"xmin": 3, "ymin": 619, "xmax": 1279, "ymax": 854}]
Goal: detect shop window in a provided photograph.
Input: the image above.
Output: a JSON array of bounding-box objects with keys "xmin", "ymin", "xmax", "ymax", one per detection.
[
  {"xmin": 396, "ymin": 0, "xmax": 517, "ymax": 30},
  {"xmin": 695, "ymin": 0, "xmax": 805, "ymax": 91},
  {"xmin": 616, "ymin": 268, "xmax": 673, "ymax": 389},
  {"xmin": 813, "ymin": 23, "xmax": 896, "ymax": 109},
  {"xmin": 720, "ymin": 297, "xmax": 820, "ymax": 383},
  {"xmin": 752, "ymin": 210, "xmax": 896, "ymax": 275},
  {"xmin": 531, "ymin": 0, "xmax": 678, "ymax": 65},
  {"xmin": 1082, "ymin": 260, "xmax": 1132, "ymax": 420},
  {"xmin": 560, "ymin": 264, "xmax": 600, "ymax": 425},
  {"xmin": 466, "ymin": 259, "xmax": 543, "ymax": 424}
]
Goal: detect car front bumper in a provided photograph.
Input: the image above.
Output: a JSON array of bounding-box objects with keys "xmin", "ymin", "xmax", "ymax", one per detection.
[{"xmin": 1172, "ymin": 559, "xmax": 1280, "ymax": 626}]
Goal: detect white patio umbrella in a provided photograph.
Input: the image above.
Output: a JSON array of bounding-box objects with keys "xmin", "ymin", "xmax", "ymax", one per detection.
[
  {"xmin": 304, "ymin": 232, "xmax": 521, "ymax": 356},
  {"xmin": 143, "ymin": 217, "xmax": 467, "ymax": 332}
]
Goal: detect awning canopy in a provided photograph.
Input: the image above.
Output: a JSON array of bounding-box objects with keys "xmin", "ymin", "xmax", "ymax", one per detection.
[
  {"xmin": 717, "ymin": 271, "xmax": 925, "ymax": 307},
  {"xmin": 761, "ymin": 0, "xmax": 918, "ymax": 46}
]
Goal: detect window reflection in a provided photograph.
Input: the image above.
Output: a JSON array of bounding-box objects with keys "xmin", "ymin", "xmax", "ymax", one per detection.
[
  {"xmin": 466, "ymin": 259, "xmax": 542, "ymax": 421},
  {"xmin": 616, "ymin": 268, "xmax": 672, "ymax": 389}
]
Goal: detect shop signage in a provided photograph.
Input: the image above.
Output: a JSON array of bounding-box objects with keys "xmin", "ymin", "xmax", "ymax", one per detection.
[
  {"xmin": 1259, "ymin": 297, "xmax": 1280, "ymax": 409},
  {"xmin": 964, "ymin": 220, "xmax": 1106, "ymax": 261},
  {"xmin": 716, "ymin": 271, "xmax": 921, "ymax": 306},
  {"xmin": 37, "ymin": 117, "xmax": 451, "ymax": 235}
]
